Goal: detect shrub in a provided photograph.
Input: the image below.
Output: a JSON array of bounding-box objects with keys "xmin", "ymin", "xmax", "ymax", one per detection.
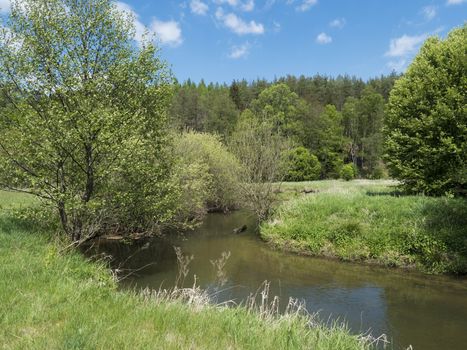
[
  {"xmin": 229, "ymin": 114, "xmax": 289, "ymax": 221},
  {"xmin": 172, "ymin": 161, "xmax": 212, "ymax": 225},
  {"xmin": 283, "ymin": 147, "xmax": 321, "ymax": 182},
  {"xmin": 173, "ymin": 131, "xmax": 241, "ymax": 223},
  {"xmin": 340, "ymin": 164, "xmax": 357, "ymax": 181},
  {"xmin": 370, "ymin": 162, "xmax": 389, "ymax": 180}
]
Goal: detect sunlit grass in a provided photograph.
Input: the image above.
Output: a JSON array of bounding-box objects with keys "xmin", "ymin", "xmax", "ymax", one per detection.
[
  {"xmin": 263, "ymin": 180, "xmax": 467, "ymax": 274},
  {"xmin": 0, "ymin": 190, "xmax": 37, "ymax": 208},
  {"xmin": 0, "ymin": 190, "xmax": 372, "ymax": 349}
]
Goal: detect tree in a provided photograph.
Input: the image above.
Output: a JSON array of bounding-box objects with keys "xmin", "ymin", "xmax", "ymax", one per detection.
[
  {"xmin": 304, "ymin": 105, "xmax": 345, "ymax": 178},
  {"xmin": 283, "ymin": 147, "xmax": 321, "ymax": 182},
  {"xmin": 229, "ymin": 80, "xmax": 250, "ymax": 112},
  {"xmin": 340, "ymin": 163, "xmax": 357, "ymax": 181},
  {"xmin": 384, "ymin": 25, "xmax": 467, "ymax": 195},
  {"xmin": 250, "ymin": 83, "xmax": 307, "ymax": 139},
  {"xmin": 229, "ymin": 111, "xmax": 289, "ymax": 221},
  {"xmin": 357, "ymin": 87, "xmax": 385, "ymax": 176},
  {"xmin": 169, "ymin": 82, "xmax": 204, "ymax": 131},
  {"xmin": 201, "ymin": 86, "xmax": 239, "ymax": 138},
  {"xmin": 342, "ymin": 87, "xmax": 386, "ymax": 177},
  {"xmin": 0, "ymin": 0, "xmax": 176, "ymax": 241}
]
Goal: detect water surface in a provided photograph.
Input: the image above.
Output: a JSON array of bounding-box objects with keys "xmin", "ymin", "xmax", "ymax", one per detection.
[{"xmin": 87, "ymin": 211, "xmax": 467, "ymax": 350}]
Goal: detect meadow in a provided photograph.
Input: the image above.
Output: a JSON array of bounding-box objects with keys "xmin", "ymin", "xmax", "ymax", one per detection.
[{"xmin": 262, "ymin": 180, "xmax": 467, "ymax": 274}]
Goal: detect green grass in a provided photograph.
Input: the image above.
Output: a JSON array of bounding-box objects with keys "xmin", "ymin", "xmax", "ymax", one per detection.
[
  {"xmin": 0, "ymin": 191, "xmax": 370, "ymax": 350},
  {"xmin": 0, "ymin": 190, "xmax": 37, "ymax": 208},
  {"xmin": 263, "ymin": 180, "xmax": 467, "ymax": 274}
]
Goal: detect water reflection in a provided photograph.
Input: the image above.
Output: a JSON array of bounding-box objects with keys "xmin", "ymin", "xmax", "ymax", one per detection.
[{"xmin": 86, "ymin": 211, "xmax": 467, "ymax": 350}]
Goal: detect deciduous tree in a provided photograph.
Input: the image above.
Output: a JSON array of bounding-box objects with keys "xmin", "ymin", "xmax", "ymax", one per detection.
[
  {"xmin": 385, "ymin": 25, "xmax": 466, "ymax": 195},
  {"xmin": 0, "ymin": 0, "xmax": 176, "ymax": 241}
]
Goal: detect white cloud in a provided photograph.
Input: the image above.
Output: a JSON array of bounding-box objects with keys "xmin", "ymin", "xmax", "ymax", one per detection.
[
  {"xmin": 0, "ymin": 0, "xmax": 11, "ymax": 14},
  {"xmin": 214, "ymin": 0, "xmax": 255, "ymax": 12},
  {"xmin": 447, "ymin": 0, "xmax": 466, "ymax": 4},
  {"xmin": 296, "ymin": 0, "xmax": 318, "ymax": 12},
  {"xmin": 150, "ymin": 19, "xmax": 183, "ymax": 47},
  {"xmin": 115, "ymin": 2, "xmax": 147, "ymax": 43},
  {"xmin": 116, "ymin": 2, "xmax": 182, "ymax": 47},
  {"xmin": 215, "ymin": 8, "xmax": 264, "ymax": 35},
  {"xmin": 229, "ymin": 43, "xmax": 250, "ymax": 59},
  {"xmin": 329, "ymin": 18, "xmax": 346, "ymax": 28},
  {"xmin": 422, "ymin": 6, "xmax": 437, "ymax": 21},
  {"xmin": 190, "ymin": 0, "xmax": 209, "ymax": 15},
  {"xmin": 273, "ymin": 21, "xmax": 281, "ymax": 32},
  {"xmin": 215, "ymin": 0, "xmax": 239, "ymax": 5},
  {"xmin": 241, "ymin": 0, "xmax": 255, "ymax": 11},
  {"xmin": 387, "ymin": 59, "xmax": 407, "ymax": 72},
  {"xmin": 316, "ymin": 32, "xmax": 332, "ymax": 44},
  {"xmin": 385, "ymin": 34, "xmax": 427, "ymax": 57}
]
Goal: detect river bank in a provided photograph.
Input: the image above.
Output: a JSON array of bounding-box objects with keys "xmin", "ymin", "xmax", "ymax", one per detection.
[
  {"xmin": 262, "ymin": 180, "xmax": 467, "ymax": 274},
  {"xmin": 88, "ymin": 204, "xmax": 467, "ymax": 350},
  {"xmin": 0, "ymin": 191, "xmax": 370, "ymax": 349}
]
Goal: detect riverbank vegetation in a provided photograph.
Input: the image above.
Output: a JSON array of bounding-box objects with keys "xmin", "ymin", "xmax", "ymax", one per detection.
[
  {"xmin": 172, "ymin": 131, "xmax": 241, "ymax": 221},
  {"xmin": 0, "ymin": 0, "xmax": 465, "ymax": 347},
  {"xmin": 1, "ymin": 0, "xmax": 462, "ymax": 245},
  {"xmin": 261, "ymin": 180, "xmax": 467, "ymax": 274},
  {"xmin": 0, "ymin": 191, "xmax": 372, "ymax": 350}
]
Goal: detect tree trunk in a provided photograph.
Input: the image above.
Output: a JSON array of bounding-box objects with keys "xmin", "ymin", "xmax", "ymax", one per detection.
[{"xmin": 58, "ymin": 201, "xmax": 70, "ymax": 237}]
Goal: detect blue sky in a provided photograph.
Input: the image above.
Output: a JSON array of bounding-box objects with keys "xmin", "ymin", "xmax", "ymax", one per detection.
[{"xmin": 1, "ymin": 0, "xmax": 466, "ymax": 83}]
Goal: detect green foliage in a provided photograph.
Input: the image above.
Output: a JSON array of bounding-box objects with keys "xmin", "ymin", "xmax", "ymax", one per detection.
[
  {"xmin": 172, "ymin": 131, "xmax": 241, "ymax": 223},
  {"xmin": 250, "ymin": 83, "xmax": 307, "ymax": 138},
  {"xmin": 201, "ymin": 88, "xmax": 239, "ymax": 137},
  {"xmin": 342, "ymin": 87, "xmax": 386, "ymax": 178},
  {"xmin": 169, "ymin": 81, "xmax": 205, "ymax": 131},
  {"xmin": 261, "ymin": 181, "xmax": 467, "ymax": 274},
  {"xmin": 370, "ymin": 162, "xmax": 389, "ymax": 180},
  {"xmin": 0, "ymin": 0, "xmax": 176, "ymax": 240},
  {"xmin": 283, "ymin": 147, "xmax": 321, "ymax": 182},
  {"xmin": 340, "ymin": 164, "xmax": 357, "ymax": 181},
  {"xmin": 170, "ymin": 81, "xmax": 239, "ymax": 138},
  {"xmin": 172, "ymin": 161, "xmax": 212, "ymax": 225},
  {"xmin": 385, "ymin": 25, "xmax": 467, "ymax": 195},
  {"xmin": 229, "ymin": 113, "xmax": 289, "ymax": 221},
  {"xmin": 229, "ymin": 80, "xmax": 250, "ymax": 112},
  {"xmin": 304, "ymin": 105, "xmax": 346, "ymax": 178},
  {"xmin": 170, "ymin": 76, "xmax": 398, "ymax": 181}
]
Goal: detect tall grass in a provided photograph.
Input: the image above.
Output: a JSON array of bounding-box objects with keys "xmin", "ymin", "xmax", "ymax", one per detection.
[
  {"xmin": 0, "ymin": 190, "xmax": 372, "ymax": 349},
  {"xmin": 262, "ymin": 180, "xmax": 467, "ymax": 274}
]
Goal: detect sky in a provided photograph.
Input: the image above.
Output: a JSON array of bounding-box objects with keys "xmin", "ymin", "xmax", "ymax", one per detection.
[{"xmin": 0, "ymin": 0, "xmax": 466, "ymax": 83}]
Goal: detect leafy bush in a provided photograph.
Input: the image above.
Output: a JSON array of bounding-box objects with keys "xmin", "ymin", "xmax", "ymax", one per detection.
[
  {"xmin": 172, "ymin": 161, "xmax": 212, "ymax": 225},
  {"xmin": 319, "ymin": 152, "xmax": 344, "ymax": 179},
  {"xmin": 173, "ymin": 131, "xmax": 241, "ymax": 223},
  {"xmin": 283, "ymin": 147, "xmax": 321, "ymax": 182},
  {"xmin": 340, "ymin": 164, "xmax": 357, "ymax": 181},
  {"xmin": 370, "ymin": 162, "xmax": 389, "ymax": 180}
]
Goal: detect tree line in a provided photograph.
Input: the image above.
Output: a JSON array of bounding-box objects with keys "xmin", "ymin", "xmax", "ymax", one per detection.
[
  {"xmin": 170, "ymin": 74, "xmax": 399, "ymax": 179},
  {"xmin": 0, "ymin": 0, "xmax": 464, "ymax": 242}
]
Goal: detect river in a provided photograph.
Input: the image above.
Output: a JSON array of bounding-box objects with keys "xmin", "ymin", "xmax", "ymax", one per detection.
[{"xmin": 86, "ymin": 210, "xmax": 467, "ymax": 350}]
